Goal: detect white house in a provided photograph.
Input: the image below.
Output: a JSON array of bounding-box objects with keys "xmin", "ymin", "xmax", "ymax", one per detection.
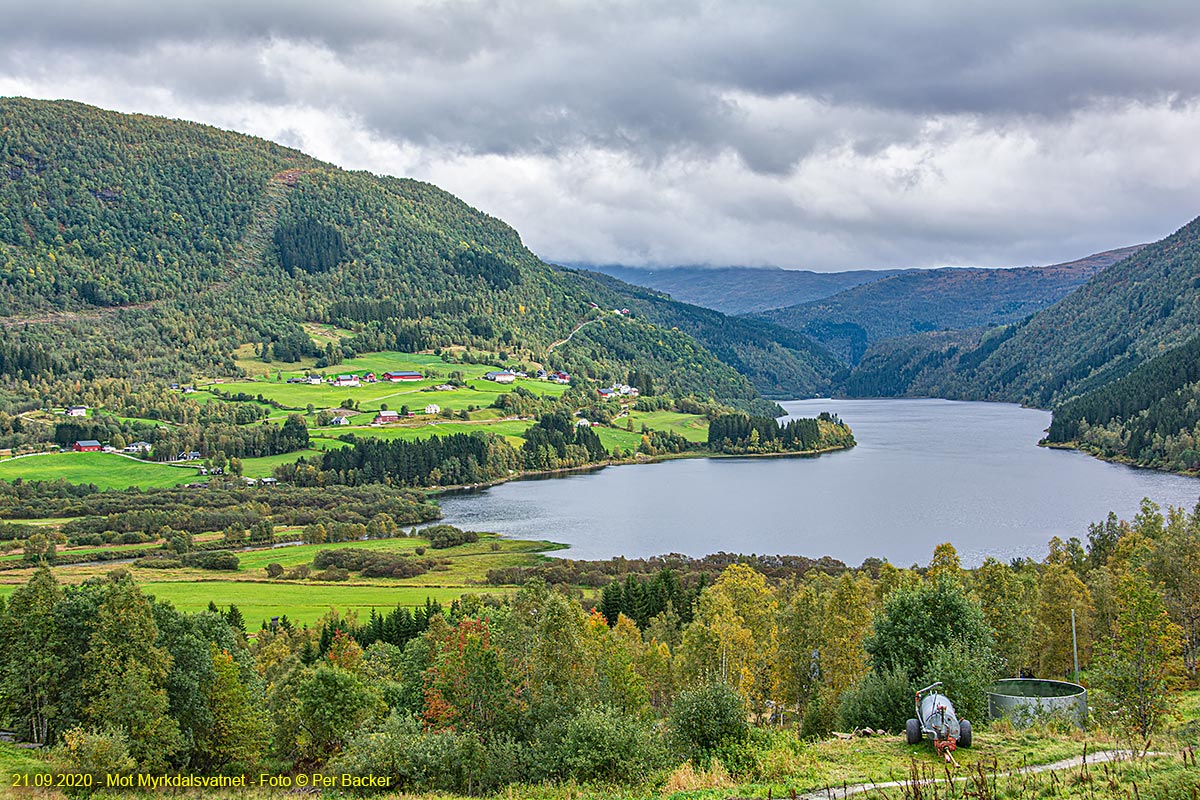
[
  {"xmin": 307, "ymin": 375, "xmax": 323, "ymax": 385},
  {"xmin": 65, "ymin": 406, "xmax": 88, "ymax": 417},
  {"xmin": 485, "ymin": 370, "xmax": 516, "ymax": 384},
  {"xmin": 425, "ymin": 404, "xmax": 441, "ymax": 414},
  {"xmin": 333, "ymin": 375, "xmax": 360, "ymax": 388},
  {"xmin": 330, "ymin": 415, "xmax": 351, "ymax": 426}
]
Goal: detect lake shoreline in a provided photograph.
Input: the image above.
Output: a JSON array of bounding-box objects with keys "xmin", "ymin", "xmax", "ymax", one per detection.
[
  {"xmin": 428, "ymin": 440, "xmax": 857, "ymax": 500},
  {"xmin": 431, "ymin": 398, "xmax": 1200, "ymax": 567},
  {"xmin": 1040, "ymin": 440, "xmax": 1200, "ymax": 480}
]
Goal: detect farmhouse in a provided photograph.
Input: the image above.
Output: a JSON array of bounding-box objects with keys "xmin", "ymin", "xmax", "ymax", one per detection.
[
  {"xmin": 485, "ymin": 370, "xmax": 516, "ymax": 384},
  {"xmin": 333, "ymin": 375, "xmax": 360, "ymax": 387},
  {"xmin": 330, "ymin": 415, "xmax": 351, "ymax": 426},
  {"xmin": 73, "ymin": 440, "xmax": 102, "ymax": 452},
  {"xmin": 374, "ymin": 410, "xmax": 400, "ymax": 424},
  {"xmin": 307, "ymin": 376, "xmax": 323, "ymax": 385},
  {"xmin": 65, "ymin": 405, "xmax": 88, "ymax": 417},
  {"xmin": 425, "ymin": 404, "xmax": 441, "ymax": 414},
  {"xmin": 383, "ymin": 371, "xmax": 424, "ymax": 382},
  {"xmin": 124, "ymin": 441, "xmax": 152, "ymax": 453}
]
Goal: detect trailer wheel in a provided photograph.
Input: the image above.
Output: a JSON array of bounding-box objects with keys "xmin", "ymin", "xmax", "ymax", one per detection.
[
  {"xmin": 959, "ymin": 719, "xmax": 972, "ymax": 748},
  {"xmin": 906, "ymin": 718, "xmax": 921, "ymax": 745}
]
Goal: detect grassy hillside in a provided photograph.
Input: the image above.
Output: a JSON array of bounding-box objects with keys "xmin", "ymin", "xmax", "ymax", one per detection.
[
  {"xmin": 586, "ymin": 263, "xmax": 906, "ymax": 314},
  {"xmin": 0, "ymin": 98, "xmax": 832, "ymax": 418},
  {"xmin": 762, "ymin": 247, "xmax": 1141, "ymax": 363}
]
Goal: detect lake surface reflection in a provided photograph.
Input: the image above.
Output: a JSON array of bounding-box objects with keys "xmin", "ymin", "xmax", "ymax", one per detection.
[{"xmin": 437, "ymin": 399, "xmax": 1200, "ymax": 567}]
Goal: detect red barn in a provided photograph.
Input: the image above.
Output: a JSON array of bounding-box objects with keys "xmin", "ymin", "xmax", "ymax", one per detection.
[
  {"xmin": 383, "ymin": 371, "xmax": 424, "ymax": 382},
  {"xmin": 73, "ymin": 440, "xmax": 102, "ymax": 452}
]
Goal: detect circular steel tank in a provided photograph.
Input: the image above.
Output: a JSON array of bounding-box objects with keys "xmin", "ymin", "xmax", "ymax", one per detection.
[{"xmin": 987, "ymin": 678, "xmax": 1087, "ymax": 728}]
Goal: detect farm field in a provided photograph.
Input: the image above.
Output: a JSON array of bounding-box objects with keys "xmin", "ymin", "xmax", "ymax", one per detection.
[
  {"xmin": 210, "ymin": 375, "xmax": 566, "ymax": 414},
  {"xmin": 628, "ymin": 410, "xmax": 712, "ymax": 442},
  {"xmin": 237, "ymin": 448, "xmax": 334, "ymax": 477},
  {"xmin": 0, "ymin": 452, "xmax": 197, "ymax": 490},
  {"xmin": 0, "ymin": 533, "xmax": 562, "ymax": 627},
  {"xmin": 315, "ymin": 419, "xmax": 535, "ymax": 448},
  {"xmin": 214, "ymin": 350, "xmax": 569, "ymax": 411}
]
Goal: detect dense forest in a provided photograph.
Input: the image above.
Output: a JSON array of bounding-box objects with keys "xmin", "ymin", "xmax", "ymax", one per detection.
[
  {"xmin": 1045, "ymin": 335, "xmax": 1200, "ymax": 472},
  {"xmin": 706, "ymin": 411, "xmax": 853, "ymax": 454},
  {"xmin": 0, "ymin": 500, "xmax": 1193, "ymax": 794},
  {"xmin": 0, "ymin": 98, "xmax": 836, "ymax": 421}
]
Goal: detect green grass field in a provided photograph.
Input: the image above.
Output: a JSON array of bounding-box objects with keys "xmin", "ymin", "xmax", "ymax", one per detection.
[
  {"xmin": 140, "ymin": 581, "xmax": 476, "ymax": 627},
  {"xmin": 319, "ymin": 419, "xmax": 535, "ymax": 448},
  {"xmin": 0, "ymin": 533, "xmax": 561, "ymax": 627},
  {"xmin": 212, "ymin": 350, "xmax": 569, "ymax": 413},
  {"xmin": 214, "ymin": 377, "xmax": 565, "ymax": 414},
  {"xmin": 628, "ymin": 410, "xmax": 711, "ymax": 443},
  {"xmin": 0, "ymin": 452, "xmax": 197, "ymax": 490}
]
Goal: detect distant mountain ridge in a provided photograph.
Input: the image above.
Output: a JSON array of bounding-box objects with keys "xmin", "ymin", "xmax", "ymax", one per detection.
[
  {"xmin": 844, "ymin": 217, "xmax": 1200, "ymax": 408},
  {"xmin": 584, "ymin": 264, "xmax": 908, "ymax": 314},
  {"xmin": 759, "ymin": 247, "xmax": 1144, "ymax": 363},
  {"xmin": 576, "ymin": 270, "xmax": 846, "ymax": 398}
]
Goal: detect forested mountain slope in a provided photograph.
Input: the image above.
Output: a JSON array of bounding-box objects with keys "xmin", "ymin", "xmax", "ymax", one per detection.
[
  {"xmin": 587, "ymin": 264, "xmax": 905, "ymax": 314},
  {"xmin": 844, "ymin": 216, "xmax": 1200, "ymax": 409},
  {"xmin": 576, "ymin": 270, "xmax": 845, "ymax": 397},
  {"xmin": 762, "ymin": 247, "xmax": 1142, "ymax": 363},
  {"xmin": 0, "ymin": 99, "xmax": 838, "ymax": 413},
  {"xmin": 1044, "ymin": 335, "xmax": 1200, "ymax": 473}
]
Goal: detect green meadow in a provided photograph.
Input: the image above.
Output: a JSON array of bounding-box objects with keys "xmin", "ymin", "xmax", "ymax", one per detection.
[
  {"xmin": 0, "ymin": 452, "xmax": 197, "ymax": 490},
  {"xmin": 628, "ymin": 410, "xmax": 712, "ymax": 442},
  {"xmin": 0, "ymin": 533, "xmax": 561, "ymax": 628}
]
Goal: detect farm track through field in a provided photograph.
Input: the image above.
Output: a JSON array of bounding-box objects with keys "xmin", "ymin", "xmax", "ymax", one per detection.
[
  {"xmin": 547, "ymin": 316, "xmax": 603, "ymax": 354},
  {"xmin": 784, "ymin": 749, "xmax": 1161, "ymax": 800}
]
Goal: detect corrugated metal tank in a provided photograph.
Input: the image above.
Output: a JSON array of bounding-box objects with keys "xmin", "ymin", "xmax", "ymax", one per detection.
[{"xmin": 987, "ymin": 678, "xmax": 1087, "ymax": 728}]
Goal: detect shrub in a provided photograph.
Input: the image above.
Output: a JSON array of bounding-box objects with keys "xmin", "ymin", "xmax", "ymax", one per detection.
[
  {"xmin": 313, "ymin": 567, "xmax": 350, "ymax": 582},
  {"xmin": 922, "ymin": 636, "xmax": 1003, "ymax": 724},
  {"xmin": 424, "ymin": 525, "xmax": 479, "ymax": 549},
  {"xmin": 535, "ymin": 705, "xmax": 664, "ymax": 784},
  {"xmin": 56, "ymin": 727, "xmax": 136, "ymax": 795},
  {"xmin": 133, "ymin": 556, "xmax": 182, "ymax": 570},
  {"xmin": 669, "ymin": 682, "xmax": 748, "ymax": 763},
  {"xmin": 332, "ymin": 712, "xmax": 526, "ymax": 795},
  {"xmin": 837, "ymin": 663, "xmax": 914, "ymax": 733},
  {"xmin": 284, "ymin": 564, "xmax": 310, "ymax": 580},
  {"xmin": 181, "ymin": 551, "xmax": 240, "ymax": 571}
]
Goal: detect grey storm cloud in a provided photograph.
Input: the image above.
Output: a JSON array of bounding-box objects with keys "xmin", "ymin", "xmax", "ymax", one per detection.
[{"xmin": 3, "ymin": 0, "xmax": 1200, "ymax": 269}]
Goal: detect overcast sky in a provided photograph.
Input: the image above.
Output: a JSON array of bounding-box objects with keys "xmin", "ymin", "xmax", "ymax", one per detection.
[{"xmin": 4, "ymin": 1, "xmax": 1200, "ymax": 270}]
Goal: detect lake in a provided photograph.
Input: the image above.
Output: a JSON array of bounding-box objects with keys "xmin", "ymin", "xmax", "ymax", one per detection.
[{"xmin": 437, "ymin": 399, "xmax": 1200, "ymax": 567}]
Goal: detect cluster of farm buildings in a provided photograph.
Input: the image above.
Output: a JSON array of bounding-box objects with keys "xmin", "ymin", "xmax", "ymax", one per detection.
[{"xmin": 286, "ymin": 371, "xmax": 425, "ymax": 387}]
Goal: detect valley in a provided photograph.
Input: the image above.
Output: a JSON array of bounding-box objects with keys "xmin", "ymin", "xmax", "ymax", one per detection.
[{"xmin": 1, "ymin": 96, "xmax": 1199, "ymax": 800}]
